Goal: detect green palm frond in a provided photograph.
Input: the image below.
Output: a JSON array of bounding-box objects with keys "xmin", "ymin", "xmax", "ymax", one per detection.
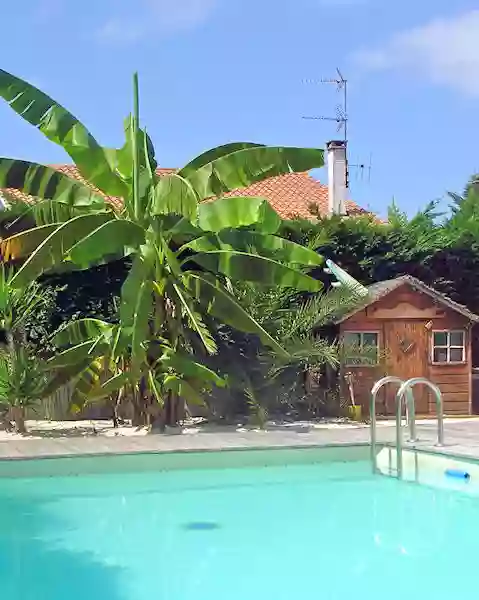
[
  {"xmin": 0, "ymin": 264, "xmax": 47, "ymax": 338},
  {"xmin": 266, "ymin": 335, "xmax": 339, "ymax": 379},
  {"xmin": 244, "ymin": 376, "xmax": 268, "ymax": 428},
  {"xmin": 0, "ymin": 347, "xmax": 49, "ymax": 409}
]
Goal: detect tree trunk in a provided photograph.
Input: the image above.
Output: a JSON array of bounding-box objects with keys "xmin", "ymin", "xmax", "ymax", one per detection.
[
  {"xmin": 131, "ymin": 378, "xmax": 150, "ymax": 427},
  {"xmin": 162, "ymin": 392, "xmax": 185, "ymax": 427},
  {"xmin": 131, "ymin": 393, "xmax": 144, "ymax": 426},
  {"xmin": 11, "ymin": 406, "xmax": 26, "ymax": 434},
  {"xmin": 112, "ymin": 387, "xmax": 124, "ymax": 428}
]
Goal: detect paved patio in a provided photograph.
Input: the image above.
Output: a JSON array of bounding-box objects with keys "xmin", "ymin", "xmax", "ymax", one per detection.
[{"xmin": 1, "ymin": 418, "xmax": 479, "ymax": 461}]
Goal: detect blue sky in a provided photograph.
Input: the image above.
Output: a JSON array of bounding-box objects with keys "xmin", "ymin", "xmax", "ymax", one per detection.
[{"xmin": 1, "ymin": 0, "xmax": 479, "ymax": 217}]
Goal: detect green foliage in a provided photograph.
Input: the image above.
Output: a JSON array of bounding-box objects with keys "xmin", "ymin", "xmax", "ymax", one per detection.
[
  {"xmin": 0, "ymin": 264, "xmax": 56, "ymax": 353},
  {"xmin": 280, "ymin": 180, "xmax": 479, "ymax": 323},
  {"xmin": 0, "ymin": 70, "xmax": 326, "ymax": 424},
  {"xmin": 0, "ymin": 347, "xmax": 48, "ymax": 411},
  {"xmin": 0, "ymin": 70, "xmax": 127, "ymax": 196},
  {"xmin": 211, "ymin": 175, "xmax": 479, "ymax": 420},
  {"xmin": 8, "ymin": 70, "xmax": 478, "ymax": 425},
  {"xmin": 0, "ymin": 159, "xmax": 106, "ymax": 208},
  {"xmin": 207, "ymin": 283, "xmax": 365, "ymax": 420}
]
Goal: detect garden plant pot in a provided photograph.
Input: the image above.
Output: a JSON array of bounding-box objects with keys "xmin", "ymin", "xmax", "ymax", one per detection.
[{"xmin": 348, "ymin": 405, "xmax": 362, "ymax": 422}]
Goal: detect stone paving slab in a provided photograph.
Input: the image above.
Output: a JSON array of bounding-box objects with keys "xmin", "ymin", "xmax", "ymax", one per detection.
[{"xmin": 0, "ymin": 418, "xmax": 478, "ymax": 462}]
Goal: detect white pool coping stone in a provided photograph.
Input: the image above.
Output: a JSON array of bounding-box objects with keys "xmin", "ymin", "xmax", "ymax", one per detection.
[{"xmin": 0, "ymin": 418, "xmax": 479, "ymax": 466}]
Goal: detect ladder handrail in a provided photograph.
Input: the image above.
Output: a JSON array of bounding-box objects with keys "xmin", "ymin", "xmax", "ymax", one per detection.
[
  {"xmin": 370, "ymin": 376, "xmax": 416, "ymax": 476},
  {"xmin": 370, "ymin": 376, "xmax": 445, "ymax": 480},
  {"xmin": 396, "ymin": 378, "xmax": 444, "ymax": 447}
]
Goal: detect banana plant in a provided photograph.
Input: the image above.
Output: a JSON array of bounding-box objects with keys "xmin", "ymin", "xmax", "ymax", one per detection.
[{"xmin": 0, "ymin": 69, "xmax": 326, "ymax": 423}]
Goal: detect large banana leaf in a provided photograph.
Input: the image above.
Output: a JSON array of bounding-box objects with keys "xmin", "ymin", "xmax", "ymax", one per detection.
[
  {"xmin": 184, "ymin": 231, "xmax": 323, "ymax": 266},
  {"xmin": 10, "ymin": 213, "xmax": 115, "ymax": 287},
  {"xmin": 120, "ymin": 246, "xmax": 155, "ymax": 326},
  {"xmin": 170, "ymin": 283, "xmax": 217, "ymax": 354},
  {"xmin": 151, "ymin": 174, "xmax": 198, "ymax": 221},
  {"xmin": 87, "ymin": 371, "xmax": 130, "ymax": 402},
  {"xmin": 185, "ymin": 273, "xmax": 288, "ymax": 356},
  {"xmin": 0, "ymin": 192, "xmax": 109, "ymax": 229},
  {"xmin": 190, "ymin": 251, "xmax": 322, "ymax": 291},
  {"xmin": 0, "ymin": 69, "xmax": 128, "ymax": 197},
  {"xmin": 0, "ymin": 223, "xmax": 60, "ymax": 262},
  {"xmin": 182, "ymin": 146, "xmax": 324, "ymax": 201},
  {"xmin": 46, "ymin": 348, "xmax": 127, "ymax": 408},
  {"xmin": 0, "ymin": 193, "xmax": 33, "ymax": 225},
  {"xmin": 67, "ymin": 219, "xmax": 145, "ymax": 267},
  {"xmin": 53, "ymin": 318, "xmax": 114, "ymax": 347},
  {"xmin": 42, "ymin": 358, "xmax": 94, "ymax": 396},
  {"xmin": 106, "ymin": 115, "xmax": 158, "ymax": 216},
  {"xmin": 178, "ymin": 142, "xmax": 262, "ymax": 176},
  {"xmin": 112, "ymin": 115, "xmax": 158, "ymax": 182},
  {"xmin": 162, "ymin": 216, "xmax": 204, "ymax": 245},
  {"xmin": 131, "ymin": 279, "xmax": 153, "ymax": 372},
  {"xmin": 120, "ymin": 247, "xmax": 156, "ymax": 371},
  {"xmin": 0, "ymin": 159, "xmax": 107, "ymax": 208},
  {"xmin": 197, "ymin": 196, "xmax": 281, "ymax": 233},
  {"xmin": 145, "ymin": 367, "xmax": 167, "ymax": 406},
  {"xmin": 46, "ymin": 340, "xmax": 105, "ymax": 368},
  {"xmin": 160, "ymin": 351, "xmax": 225, "ymax": 388},
  {"xmin": 162, "ymin": 374, "xmax": 206, "ymax": 407},
  {"xmin": 69, "ymin": 358, "xmax": 106, "ymax": 413},
  {"xmin": 30, "ymin": 198, "xmax": 110, "ymax": 227}
]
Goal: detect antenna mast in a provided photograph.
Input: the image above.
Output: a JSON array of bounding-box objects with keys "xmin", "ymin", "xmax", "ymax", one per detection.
[{"xmin": 302, "ymin": 68, "xmax": 349, "ymax": 187}]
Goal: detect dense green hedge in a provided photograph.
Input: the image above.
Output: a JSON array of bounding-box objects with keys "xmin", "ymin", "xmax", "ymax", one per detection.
[
  {"xmin": 281, "ymin": 192, "xmax": 479, "ymax": 314},
  {"xmin": 280, "ymin": 189, "xmax": 479, "ymax": 367},
  {"xmin": 36, "ymin": 188, "xmax": 479, "ymax": 366}
]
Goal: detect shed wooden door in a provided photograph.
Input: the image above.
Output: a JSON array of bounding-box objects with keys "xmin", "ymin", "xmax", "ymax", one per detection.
[{"xmin": 384, "ymin": 320, "xmax": 429, "ymax": 414}]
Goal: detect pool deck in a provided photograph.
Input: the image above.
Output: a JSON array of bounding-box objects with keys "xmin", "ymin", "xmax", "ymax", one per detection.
[{"xmin": 1, "ymin": 418, "xmax": 479, "ymax": 461}]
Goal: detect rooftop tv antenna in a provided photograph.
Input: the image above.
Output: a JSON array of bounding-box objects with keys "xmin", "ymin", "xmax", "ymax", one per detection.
[
  {"xmin": 302, "ymin": 68, "xmax": 371, "ymax": 188},
  {"xmin": 302, "ymin": 68, "xmax": 348, "ymax": 144},
  {"xmin": 349, "ymin": 153, "xmax": 373, "ymax": 183}
]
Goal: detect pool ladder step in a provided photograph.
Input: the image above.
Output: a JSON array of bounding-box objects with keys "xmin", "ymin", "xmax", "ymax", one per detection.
[{"xmin": 370, "ymin": 376, "xmax": 444, "ymax": 480}]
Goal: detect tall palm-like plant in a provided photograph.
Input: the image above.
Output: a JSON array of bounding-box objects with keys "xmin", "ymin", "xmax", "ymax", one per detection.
[
  {"xmin": 206, "ymin": 283, "xmax": 366, "ymax": 424},
  {"xmin": 0, "ymin": 70, "xmax": 326, "ymax": 424},
  {"xmin": 0, "ymin": 347, "xmax": 49, "ymax": 433},
  {"xmin": 0, "ymin": 265, "xmax": 51, "ymax": 431}
]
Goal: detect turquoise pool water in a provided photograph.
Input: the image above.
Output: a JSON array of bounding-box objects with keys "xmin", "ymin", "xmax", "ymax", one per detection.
[{"xmin": 0, "ymin": 451, "xmax": 478, "ymax": 600}]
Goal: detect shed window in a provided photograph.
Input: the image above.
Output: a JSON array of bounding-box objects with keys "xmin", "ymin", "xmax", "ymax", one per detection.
[
  {"xmin": 432, "ymin": 330, "xmax": 465, "ymax": 364},
  {"xmin": 343, "ymin": 331, "xmax": 379, "ymax": 366}
]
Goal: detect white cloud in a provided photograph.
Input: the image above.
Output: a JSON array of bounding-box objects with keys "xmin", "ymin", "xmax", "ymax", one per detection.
[
  {"xmin": 147, "ymin": 0, "xmax": 217, "ymax": 30},
  {"xmin": 354, "ymin": 10, "xmax": 479, "ymax": 96},
  {"xmin": 96, "ymin": 19, "xmax": 145, "ymax": 45},
  {"xmin": 96, "ymin": 0, "xmax": 217, "ymax": 44}
]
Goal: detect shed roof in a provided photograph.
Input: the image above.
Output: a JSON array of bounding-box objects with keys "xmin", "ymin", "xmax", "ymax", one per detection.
[{"xmin": 336, "ymin": 275, "xmax": 479, "ymax": 323}]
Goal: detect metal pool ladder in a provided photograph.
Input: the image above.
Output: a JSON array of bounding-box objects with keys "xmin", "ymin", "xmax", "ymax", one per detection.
[{"xmin": 370, "ymin": 376, "xmax": 444, "ymax": 479}]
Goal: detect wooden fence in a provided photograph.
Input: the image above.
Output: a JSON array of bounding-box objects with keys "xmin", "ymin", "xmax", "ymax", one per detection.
[{"xmin": 25, "ymin": 383, "xmax": 115, "ymax": 421}]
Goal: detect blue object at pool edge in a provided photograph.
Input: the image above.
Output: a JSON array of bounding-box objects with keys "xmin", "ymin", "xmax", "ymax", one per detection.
[{"xmin": 445, "ymin": 468, "xmax": 470, "ymax": 480}]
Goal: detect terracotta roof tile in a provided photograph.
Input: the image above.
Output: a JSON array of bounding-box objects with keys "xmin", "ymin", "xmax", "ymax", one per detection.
[{"xmin": 1, "ymin": 165, "xmax": 368, "ymax": 220}]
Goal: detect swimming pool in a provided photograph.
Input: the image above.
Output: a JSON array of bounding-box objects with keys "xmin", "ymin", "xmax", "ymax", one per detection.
[{"xmin": 0, "ymin": 446, "xmax": 478, "ymax": 600}]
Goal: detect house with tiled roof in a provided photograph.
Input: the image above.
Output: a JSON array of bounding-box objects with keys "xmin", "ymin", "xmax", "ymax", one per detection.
[{"xmin": 0, "ymin": 140, "xmax": 371, "ymax": 220}]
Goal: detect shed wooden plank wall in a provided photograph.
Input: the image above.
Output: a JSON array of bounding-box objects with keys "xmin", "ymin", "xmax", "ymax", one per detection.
[{"xmin": 339, "ymin": 284, "xmax": 472, "ymax": 416}]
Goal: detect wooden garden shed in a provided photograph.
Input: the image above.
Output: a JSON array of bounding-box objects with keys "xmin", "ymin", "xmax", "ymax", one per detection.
[{"xmin": 337, "ymin": 276, "xmax": 479, "ymax": 416}]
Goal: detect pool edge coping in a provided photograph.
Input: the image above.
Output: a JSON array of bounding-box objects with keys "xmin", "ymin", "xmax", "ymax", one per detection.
[{"xmin": 0, "ymin": 441, "xmax": 372, "ymax": 463}]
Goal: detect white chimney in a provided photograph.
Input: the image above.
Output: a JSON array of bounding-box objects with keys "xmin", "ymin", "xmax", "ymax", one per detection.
[{"xmin": 326, "ymin": 140, "xmax": 347, "ymax": 215}]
